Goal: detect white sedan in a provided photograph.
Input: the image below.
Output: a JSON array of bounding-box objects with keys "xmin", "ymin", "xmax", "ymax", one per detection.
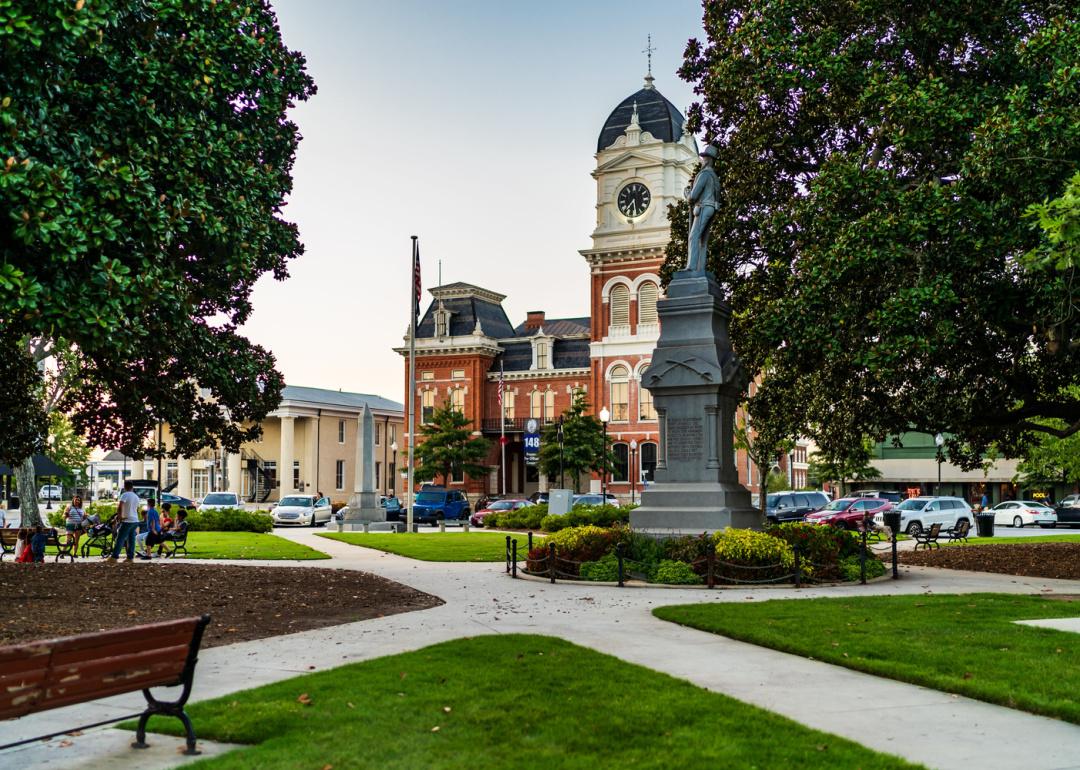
[
  {"xmin": 271, "ymin": 495, "xmax": 333, "ymax": 527},
  {"xmin": 991, "ymin": 500, "xmax": 1057, "ymax": 529}
]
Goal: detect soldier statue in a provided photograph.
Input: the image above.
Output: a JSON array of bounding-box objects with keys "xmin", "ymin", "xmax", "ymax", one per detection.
[{"xmin": 685, "ymin": 144, "xmax": 720, "ymax": 274}]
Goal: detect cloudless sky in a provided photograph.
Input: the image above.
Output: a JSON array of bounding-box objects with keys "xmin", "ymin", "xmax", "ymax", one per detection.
[{"xmin": 244, "ymin": 0, "xmax": 705, "ymax": 403}]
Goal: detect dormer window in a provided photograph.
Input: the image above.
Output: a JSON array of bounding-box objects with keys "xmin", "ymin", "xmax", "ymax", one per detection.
[
  {"xmin": 531, "ymin": 330, "xmax": 553, "ymax": 371},
  {"xmin": 536, "ymin": 342, "xmax": 548, "ymax": 369}
]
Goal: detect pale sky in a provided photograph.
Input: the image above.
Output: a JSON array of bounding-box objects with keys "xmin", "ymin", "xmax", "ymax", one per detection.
[{"xmin": 243, "ymin": 0, "xmax": 703, "ymax": 404}]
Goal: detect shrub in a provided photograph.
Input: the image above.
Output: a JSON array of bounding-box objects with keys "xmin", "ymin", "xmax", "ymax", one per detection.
[
  {"xmin": 46, "ymin": 509, "xmax": 65, "ymax": 528},
  {"xmin": 489, "ymin": 503, "xmax": 547, "ymax": 530},
  {"xmin": 839, "ymin": 555, "xmax": 886, "ymax": 582},
  {"xmin": 713, "ymin": 527, "xmax": 800, "ymax": 583},
  {"xmin": 652, "ymin": 560, "xmax": 703, "ymax": 585},
  {"xmin": 579, "ymin": 552, "xmax": 621, "ymax": 582},
  {"xmin": 766, "ymin": 523, "xmax": 858, "ymax": 580},
  {"xmin": 663, "ymin": 534, "xmax": 711, "ymax": 565},
  {"xmin": 187, "ymin": 507, "xmax": 272, "ymax": 533},
  {"xmin": 527, "ymin": 525, "xmax": 621, "ymax": 576}
]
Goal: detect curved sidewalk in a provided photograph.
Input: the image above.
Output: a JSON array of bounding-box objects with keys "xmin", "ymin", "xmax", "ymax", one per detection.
[{"xmin": 8, "ymin": 529, "xmax": 1080, "ymax": 770}]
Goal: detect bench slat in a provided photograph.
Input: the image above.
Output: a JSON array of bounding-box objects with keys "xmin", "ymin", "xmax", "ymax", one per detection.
[
  {"xmin": 50, "ymin": 630, "xmax": 198, "ymax": 668},
  {"xmin": 42, "ymin": 655, "xmax": 188, "ymax": 710}
]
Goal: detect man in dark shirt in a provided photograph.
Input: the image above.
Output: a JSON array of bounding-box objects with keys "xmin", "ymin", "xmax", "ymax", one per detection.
[{"xmin": 157, "ymin": 509, "xmax": 189, "ymax": 557}]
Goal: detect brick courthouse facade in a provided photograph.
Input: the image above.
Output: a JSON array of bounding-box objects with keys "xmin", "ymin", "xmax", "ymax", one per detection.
[{"xmin": 398, "ymin": 76, "xmax": 807, "ymax": 501}]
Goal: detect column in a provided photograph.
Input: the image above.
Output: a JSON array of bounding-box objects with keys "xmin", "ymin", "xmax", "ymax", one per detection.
[
  {"xmin": 177, "ymin": 456, "xmax": 193, "ymax": 500},
  {"xmin": 279, "ymin": 416, "xmax": 296, "ymax": 495},
  {"xmin": 303, "ymin": 417, "xmax": 318, "ymax": 496},
  {"xmin": 227, "ymin": 452, "xmax": 243, "ymax": 497}
]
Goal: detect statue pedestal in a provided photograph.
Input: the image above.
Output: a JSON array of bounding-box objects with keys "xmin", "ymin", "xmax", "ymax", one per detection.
[
  {"xmin": 339, "ymin": 490, "xmax": 385, "ymax": 531},
  {"xmin": 629, "ymin": 271, "xmax": 759, "ymax": 535}
]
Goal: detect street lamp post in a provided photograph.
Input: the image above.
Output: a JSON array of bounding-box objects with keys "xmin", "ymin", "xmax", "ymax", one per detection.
[
  {"xmin": 557, "ymin": 416, "xmax": 565, "ymax": 489},
  {"xmin": 599, "ymin": 407, "xmax": 610, "ymax": 500},
  {"xmin": 934, "ymin": 433, "xmax": 945, "ymax": 496},
  {"xmin": 630, "ymin": 439, "xmax": 638, "ymax": 505}
]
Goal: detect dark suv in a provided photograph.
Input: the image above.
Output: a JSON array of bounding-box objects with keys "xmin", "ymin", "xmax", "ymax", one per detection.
[
  {"xmin": 412, "ymin": 487, "xmax": 471, "ymax": 525},
  {"xmin": 765, "ymin": 491, "xmax": 831, "ymax": 525}
]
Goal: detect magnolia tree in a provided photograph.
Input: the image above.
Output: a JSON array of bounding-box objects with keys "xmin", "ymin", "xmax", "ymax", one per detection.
[{"xmin": 0, "ymin": 2, "xmax": 315, "ymax": 524}]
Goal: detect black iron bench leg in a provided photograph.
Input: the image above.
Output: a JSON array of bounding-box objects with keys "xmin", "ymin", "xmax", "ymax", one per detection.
[{"xmin": 132, "ymin": 689, "xmax": 200, "ymax": 755}]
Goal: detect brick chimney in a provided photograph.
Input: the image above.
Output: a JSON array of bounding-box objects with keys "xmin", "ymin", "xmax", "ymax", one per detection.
[{"xmin": 524, "ymin": 311, "xmax": 546, "ymax": 331}]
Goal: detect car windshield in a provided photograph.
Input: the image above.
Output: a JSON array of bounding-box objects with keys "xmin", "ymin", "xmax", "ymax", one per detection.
[
  {"xmin": 821, "ymin": 499, "xmax": 853, "ymax": 511},
  {"xmin": 202, "ymin": 493, "xmax": 236, "ymax": 505},
  {"xmin": 381, "ymin": 497, "xmax": 399, "ymax": 506},
  {"xmin": 766, "ymin": 494, "xmax": 784, "ymax": 507},
  {"xmin": 896, "ymin": 499, "xmax": 927, "ymax": 511},
  {"xmin": 489, "ymin": 501, "xmax": 517, "ymax": 510},
  {"xmin": 416, "ymin": 491, "xmax": 445, "ymax": 504},
  {"xmin": 279, "ymin": 496, "xmax": 312, "ymax": 507}
]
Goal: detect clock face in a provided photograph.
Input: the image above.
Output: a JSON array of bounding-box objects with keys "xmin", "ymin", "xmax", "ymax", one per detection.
[{"xmin": 617, "ymin": 182, "xmax": 651, "ymax": 218}]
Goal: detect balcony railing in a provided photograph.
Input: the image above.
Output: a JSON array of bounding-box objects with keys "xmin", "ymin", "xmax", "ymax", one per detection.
[{"xmin": 481, "ymin": 416, "xmax": 556, "ymax": 434}]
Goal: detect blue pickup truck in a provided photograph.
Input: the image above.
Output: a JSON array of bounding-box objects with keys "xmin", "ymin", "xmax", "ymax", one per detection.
[{"xmin": 412, "ymin": 487, "xmax": 471, "ymax": 525}]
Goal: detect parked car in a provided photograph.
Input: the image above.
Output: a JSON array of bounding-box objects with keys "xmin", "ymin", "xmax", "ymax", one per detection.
[
  {"xmin": 161, "ymin": 493, "xmax": 198, "ymax": 511},
  {"xmin": 38, "ymin": 484, "xmax": 62, "ymax": 501},
  {"xmin": 379, "ymin": 495, "xmax": 402, "ymax": 521},
  {"xmin": 804, "ymin": 497, "xmax": 892, "ymax": 530},
  {"xmin": 991, "ymin": 500, "xmax": 1057, "ymax": 529},
  {"xmin": 764, "ymin": 491, "xmax": 831, "ymax": 525},
  {"xmin": 571, "ymin": 493, "xmax": 620, "ymax": 508},
  {"xmin": 528, "ymin": 491, "xmax": 550, "ymax": 505},
  {"xmin": 1054, "ymin": 496, "xmax": 1080, "ymax": 528},
  {"xmin": 873, "ymin": 496, "xmax": 972, "ymax": 536},
  {"xmin": 271, "ymin": 495, "xmax": 333, "ymax": 527},
  {"xmin": 412, "ymin": 487, "xmax": 471, "ymax": 525},
  {"xmin": 133, "ymin": 484, "xmax": 197, "ymax": 511},
  {"xmin": 199, "ymin": 492, "xmax": 241, "ymax": 511},
  {"xmin": 851, "ymin": 489, "xmax": 903, "ymax": 504},
  {"xmin": 474, "ymin": 494, "xmax": 504, "ymax": 512},
  {"xmin": 470, "ymin": 498, "xmax": 531, "ymax": 527}
]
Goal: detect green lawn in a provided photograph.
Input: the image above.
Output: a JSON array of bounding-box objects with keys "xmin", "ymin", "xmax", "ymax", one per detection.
[
  {"xmin": 130, "ymin": 634, "xmax": 917, "ymax": 769},
  {"xmin": 946, "ymin": 533, "xmax": 1080, "ymax": 546},
  {"xmin": 655, "ymin": 594, "xmax": 1080, "ymax": 723},
  {"xmin": 318, "ymin": 531, "xmax": 536, "ymax": 562},
  {"xmin": 181, "ymin": 532, "xmax": 330, "ymax": 560}
]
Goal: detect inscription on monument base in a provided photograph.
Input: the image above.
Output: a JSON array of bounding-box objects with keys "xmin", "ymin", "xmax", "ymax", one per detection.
[{"xmin": 667, "ymin": 416, "xmax": 704, "ymax": 462}]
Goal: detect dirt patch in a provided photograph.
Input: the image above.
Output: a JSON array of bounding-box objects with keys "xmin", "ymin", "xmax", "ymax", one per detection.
[
  {"xmin": 0, "ymin": 562, "xmax": 442, "ymax": 648},
  {"xmin": 901, "ymin": 543, "xmax": 1080, "ymax": 581}
]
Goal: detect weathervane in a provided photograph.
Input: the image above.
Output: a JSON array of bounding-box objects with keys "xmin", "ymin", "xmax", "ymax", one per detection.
[{"xmin": 643, "ymin": 34, "xmax": 655, "ymax": 77}]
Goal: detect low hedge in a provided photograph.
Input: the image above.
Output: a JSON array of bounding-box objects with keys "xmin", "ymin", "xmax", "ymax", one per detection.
[{"xmin": 186, "ymin": 507, "xmax": 272, "ymax": 533}]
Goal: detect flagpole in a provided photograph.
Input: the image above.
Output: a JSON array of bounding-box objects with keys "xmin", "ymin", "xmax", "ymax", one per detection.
[
  {"xmin": 500, "ymin": 361, "xmax": 506, "ymax": 495},
  {"xmin": 406, "ymin": 236, "xmax": 418, "ymax": 533}
]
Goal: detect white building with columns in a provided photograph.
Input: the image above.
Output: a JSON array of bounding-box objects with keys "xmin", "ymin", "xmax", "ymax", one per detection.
[{"xmin": 133, "ymin": 386, "xmax": 403, "ymax": 505}]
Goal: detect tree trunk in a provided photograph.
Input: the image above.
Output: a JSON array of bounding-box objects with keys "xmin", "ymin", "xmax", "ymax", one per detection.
[{"xmin": 15, "ymin": 456, "xmax": 42, "ymax": 527}]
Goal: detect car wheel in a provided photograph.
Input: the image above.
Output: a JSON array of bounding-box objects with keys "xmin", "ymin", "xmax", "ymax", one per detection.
[
  {"xmin": 1013, "ymin": 516, "xmax": 1023, "ymax": 528},
  {"xmin": 905, "ymin": 521, "xmax": 922, "ymax": 536}
]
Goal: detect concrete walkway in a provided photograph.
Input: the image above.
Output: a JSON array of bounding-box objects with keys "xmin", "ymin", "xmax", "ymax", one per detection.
[{"xmin": 6, "ymin": 529, "xmax": 1080, "ymax": 770}]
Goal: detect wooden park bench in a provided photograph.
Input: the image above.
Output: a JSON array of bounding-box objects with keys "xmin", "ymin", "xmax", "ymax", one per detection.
[
  {"xmin": 160, "ymin": 527, "xmax": 190, "ymax": 558},
  {"xmin": 912, "ymin": 522, "xmax": 943, "ymax": 551},
  {"xmin": 945, "ymin": 518, "xmax": 971, "ymax": 544},
  {"xmin": 0, "ymin": 528, "xmax": 75, "ymax": 562},
  {"xmin": 0, "ymin": 529, "xmax": 17, "ymax": 560},
  {"xmin": 0, "ymin": 615, "xmax": 211, "ymax": 755}
]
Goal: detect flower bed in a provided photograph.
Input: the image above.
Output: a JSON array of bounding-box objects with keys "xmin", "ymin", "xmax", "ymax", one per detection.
[{"xmin": 522, "ymin": 523, "xmax": 880, "ymax": 585}]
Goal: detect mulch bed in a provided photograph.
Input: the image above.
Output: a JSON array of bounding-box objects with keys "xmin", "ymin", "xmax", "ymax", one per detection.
[
  {"xmin": 0, "ymin": 562, "xmax": 442, "ymax": 649},
  {"xmin": 901, "ymin": 542, "xmax": 1080, "ymax": 581}
]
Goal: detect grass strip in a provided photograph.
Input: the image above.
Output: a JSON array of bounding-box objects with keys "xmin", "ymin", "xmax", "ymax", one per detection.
[
  {"xmin": 179, "ymin": 532, "xmax": 330, "ymax": 560},
  {"xmin": 318, "ymin": 531, "xmax": 536, "ymax": 562},
  {"xmin": 945, "ymin": 534, "xmax": 1080, "ymax": 546},
  {"xmin": 655, "ymin": 594, "xmax": 1080, "ymax": 723},
  {"xmin": 126, "ymin": 634, "xmax": 918, "ymax": 769}
]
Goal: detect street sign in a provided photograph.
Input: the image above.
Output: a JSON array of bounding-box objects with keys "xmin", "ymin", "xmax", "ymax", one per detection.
[{"xmin": 524, "ymin": 422, "xmax": 540, "ymax": 466}]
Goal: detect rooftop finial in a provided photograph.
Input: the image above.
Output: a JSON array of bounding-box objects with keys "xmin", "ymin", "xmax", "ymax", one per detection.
[{"xmin": 643, "ymin": 34, "xmax": 656, "ymax": 89}]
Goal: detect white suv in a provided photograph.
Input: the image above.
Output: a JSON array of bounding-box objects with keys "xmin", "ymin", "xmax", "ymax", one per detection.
[{"xmin": 874, "ymin": 496, "xmax": 972, "ymax": 536}]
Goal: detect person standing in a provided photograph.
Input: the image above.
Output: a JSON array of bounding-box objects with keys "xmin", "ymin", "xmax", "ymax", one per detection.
[
  {"xmin": 106, "ymin": 481, "xmax": 140, "ymax": 562},
  {"xmin": 64, "ymin": 495, "xmax": 87, "ymax": 553}
]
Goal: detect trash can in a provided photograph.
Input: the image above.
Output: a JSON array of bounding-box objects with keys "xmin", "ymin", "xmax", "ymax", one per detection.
[
  {"xmin": 975, "ymin": 513, "xmax": 995, "ymax": 538},
  {"xmin": 882, "ymin": 510, "xmax": 902, "ymax": 537}
]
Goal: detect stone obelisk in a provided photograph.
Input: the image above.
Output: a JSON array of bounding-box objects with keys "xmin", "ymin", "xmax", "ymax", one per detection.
[
  {"xmin": 629, "ymin": 144, "xmax": 758, "ymax": 534},
  {"xmin": 341, "ymin": 404, "xmax": 387, "ymax": 531}
]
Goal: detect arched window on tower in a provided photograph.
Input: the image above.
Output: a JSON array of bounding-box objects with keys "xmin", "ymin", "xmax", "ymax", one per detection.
[
  {"xmin": 638, "ymin": 281, "xmax": 658, "ymax": 326},
  {"xmin": 609, "ymin": 284, "xmax": 630, "ymax": 331},
  {"xmin": 640, "ymin": 442, "xmax": 657, "ymax": 483},
  {"xmin": 639, "ymin": 379, "xmax": 656, "ymax": 421},
  {"xmin": 612, "ymin": 443, "xmax": 629, "ymax": 482},
  {"xmin": 610, "ymin": 365, "xmax": 629, "ymax": 422}
]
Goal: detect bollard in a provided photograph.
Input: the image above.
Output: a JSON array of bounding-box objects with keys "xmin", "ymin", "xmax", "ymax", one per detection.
[
  {"xmin": 362, "ymin": 522, "xmax": 369, "ymax": 534},
  {"xmin": 528, "ymin": 531, "xmax": 534, "ymax": 552},
  {"xmin": 438, "ymin": 521, "xmax": 445, "ymax": 533},
  {"xmin": 463, "ymin": 522, "xmax": 470, "ymax": 533},
  {"xmin": 511, "ymin": 539, "xmax": 518, "ymax": 578},
  {"xmin": 505, "ymin": 535, "xmax": 512, "ymax": 574},
  {"xmin": 616, "ymin": 542, "xmax": 625, "ymax": 587},
  {"xmin": 793, "ymin": 543, "xmax": 801, "ymax": 589},
  {"xmin": 706, "ymin": 542, "xmax": 716, "ymax": 589},
  {"xmin": 860, "ymin": 524, "xmax": 868, "ymax": 585},
  {"xmin": 549, "ymin": 542, "xmax": 556, "ymax": 584},
  {"xmin": 891, "ymin": 527, "xmax": 899, "ymax": 579}
]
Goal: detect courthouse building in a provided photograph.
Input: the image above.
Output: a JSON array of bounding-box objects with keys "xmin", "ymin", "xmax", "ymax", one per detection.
[{"xmin": 399, "ymin": 74, "xmax": 807, "ymax": 501}]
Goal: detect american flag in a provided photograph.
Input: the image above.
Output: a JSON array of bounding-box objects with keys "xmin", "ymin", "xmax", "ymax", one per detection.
[
  {"xmin": 412, "ymin": 238, "xmax": 422, "ymax": 320},
  {"xmin": 497, "ymin": 363, "xmax": 505, "ymax": 405}
]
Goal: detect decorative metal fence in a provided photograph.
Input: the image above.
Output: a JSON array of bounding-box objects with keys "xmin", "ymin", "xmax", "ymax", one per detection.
[{"xmin": 505, "ymin": 526, "xmax": 900, "ymax": 588}]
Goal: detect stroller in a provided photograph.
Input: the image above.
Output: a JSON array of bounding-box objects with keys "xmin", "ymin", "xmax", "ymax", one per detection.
[{"xmin": 79, "ymin": 514, "xmax": 115, "ymax": 558}]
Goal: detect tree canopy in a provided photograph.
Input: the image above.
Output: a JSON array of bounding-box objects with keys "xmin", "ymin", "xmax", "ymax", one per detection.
[
  {"xmin": 668, "ymin": 1, "xmax": 1080, "ymax": 466},
  {"xmin": 0, "ymin": 1, "xmax": 315, "ymax": 461},
  {"xmin": 414, "ymin": 400, "xmax": 491, "ymax": 486}
]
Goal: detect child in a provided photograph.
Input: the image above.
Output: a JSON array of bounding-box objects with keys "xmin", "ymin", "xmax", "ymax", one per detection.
[
  {"xmin": 30, "ymin": 526, "xmax": 47, "ymax": 563},
  {"xmin": 14, "ymin": 528, "xmax": 32, "ymax": 563}
]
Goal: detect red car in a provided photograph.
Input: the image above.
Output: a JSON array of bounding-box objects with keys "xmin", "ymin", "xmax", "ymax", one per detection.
[
  {"xmin": 804, "ymin": 497, "xmax": 891, "ymax": 531},
  {"xmin": 469, "ymin": 499, "xmax": 531, "ymax": 527}
]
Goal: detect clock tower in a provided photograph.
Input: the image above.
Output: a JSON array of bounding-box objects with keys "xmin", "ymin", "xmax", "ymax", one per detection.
[{"xmin": 580, "ymin": 73, "xmax": 697, "ymax": 490}]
